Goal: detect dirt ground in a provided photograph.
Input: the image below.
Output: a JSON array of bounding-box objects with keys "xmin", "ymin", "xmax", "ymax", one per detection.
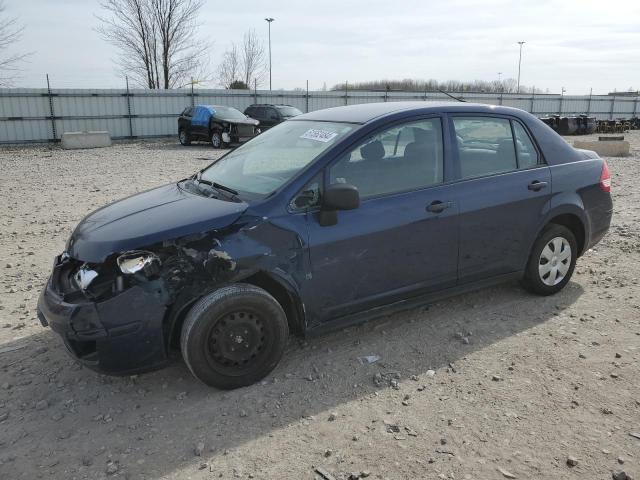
[{"xmin": 0, "ymin": 132, "xmax": 638, "ymax": 480}]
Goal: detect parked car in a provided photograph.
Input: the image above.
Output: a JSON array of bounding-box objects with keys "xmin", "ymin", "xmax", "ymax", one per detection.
[
  {"xmin": 178, "ymin": 104, "xmax": 260, "ymax": 148},
  {"xmin": 244, "ymin": 104, "xmax": 302, "ymax": 129},
  {"xmin": 38, "ymin": 102, "xmax": 612, "ymax": 389}
]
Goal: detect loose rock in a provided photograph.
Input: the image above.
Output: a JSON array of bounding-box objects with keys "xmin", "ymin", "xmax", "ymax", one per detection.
[{"xmin": 194, "ymin": 442, "xmax": 205, "ymax": 456}]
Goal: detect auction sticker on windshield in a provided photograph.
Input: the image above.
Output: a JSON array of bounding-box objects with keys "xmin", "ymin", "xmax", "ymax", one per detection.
[{"xmin": 300, "ymin": 129, "xmax": 338, "ymax": 143}]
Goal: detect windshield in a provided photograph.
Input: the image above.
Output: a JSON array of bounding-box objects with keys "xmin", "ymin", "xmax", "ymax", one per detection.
[
  {"xmin": 212, "ymin": 106, "xmax": 247, "ymax": 121},
  {"xmin": 277, "ymin": 106, "xmax": 302, "ymax": 117},
  {"xmin": 199, "ymin": 120, "xmax": 358, "ymax": 196}
]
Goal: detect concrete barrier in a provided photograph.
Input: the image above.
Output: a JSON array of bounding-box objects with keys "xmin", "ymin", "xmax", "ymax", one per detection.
[
  {"xmin": 573, "ymin": 140, "xmax": 630, "ymax": 157},
  {"xmin": 61, "ymin": 131, "xmax": 112, "ymax": 150}
]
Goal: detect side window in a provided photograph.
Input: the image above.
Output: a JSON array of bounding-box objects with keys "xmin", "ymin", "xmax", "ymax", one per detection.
[
  {"xmin": 512, "ymin": 121, "xmax": 539, "ymax": 169},
  {"xmin": 453, "ymin": 117, "xmax": 517, "ymax": 179},
  {"xmin": 329, "ymin": 118, "xmax": 444, "ymax": 199},
  {"xmin": 268, "ymin": 108, "xmax": 280, "ymax": 120},
  {"xmin": 290, "ymin": 174, "xmax": 322, "ymax": 211},
  {"xmin": 256, "ymin": 107, "xmax": 267, "ymax": 119}
]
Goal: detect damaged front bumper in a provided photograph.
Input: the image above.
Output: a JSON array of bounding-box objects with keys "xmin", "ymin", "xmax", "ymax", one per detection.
[{"xmin": 37, "ymin": 255, "xmax": 169, "ymax": 375}]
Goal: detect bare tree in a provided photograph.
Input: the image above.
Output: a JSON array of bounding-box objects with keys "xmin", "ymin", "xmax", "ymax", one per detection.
[
  {"xmin": 330, "ymin": 77, "xmax": 540, "ymax": 94},
  {"xmin": 97, "ymin": 0, "xmax": 210, "ymax": 89},
  {"xmin": 0, "ymin": 1, "xmax": 30, "ymax": 86},
  {"xmin": 217, "ymin": 44, "xmax": 241, "ymax": 89},
  {"xmin": 216, "ymin": 30, "xmax": 265, "ymax": 89},
  {"xmin": 240, "ymin": 29, "xmax": 265, "ymax": 88}
]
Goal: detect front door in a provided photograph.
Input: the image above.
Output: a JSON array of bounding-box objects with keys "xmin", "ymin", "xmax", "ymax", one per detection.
[{"xmin": 302, "ymin": 117, "xmax": 459, "ymax": 324}]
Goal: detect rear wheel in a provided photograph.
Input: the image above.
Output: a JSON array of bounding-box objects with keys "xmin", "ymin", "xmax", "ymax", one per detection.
[
  {"xmin": 179, "ymin": 129, "xmax": 191, "ymax": 146},
  {"xmin": 522, "ymin": 224, "xmax": 577, "ymax": 296},
  {"xmin": 180, "ymin": 284, "xmax": 289, "ymax": 389}
]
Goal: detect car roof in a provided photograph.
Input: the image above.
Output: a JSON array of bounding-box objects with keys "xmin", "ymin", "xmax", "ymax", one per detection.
[
  {"xmin": 195, "ymin": 104, "xmax": 239, "ymax": 110},
  {"xmin": 247, "ymin": 104, "xmax": 296, "ymax": 108},
  {"xmin": 291, "ymin": 101, "xmax": 526, "ymax": 124}
]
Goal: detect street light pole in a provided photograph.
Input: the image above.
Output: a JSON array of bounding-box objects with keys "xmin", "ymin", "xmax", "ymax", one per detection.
[
  {"xmin": 265, "ymin": 17, "xmax": 274, "ymax": 91},
  {"xmin": 517, "ymin": 41, "xmax": 525, "ymax": 94}
]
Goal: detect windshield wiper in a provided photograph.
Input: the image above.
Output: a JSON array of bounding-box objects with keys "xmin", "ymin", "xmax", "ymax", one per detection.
[
  {"xmin": 194, "ymin": 173, "xmax": 239, "ymax": 200},
  {"xmin": 212, "ymin": 182, "xmax": 238, "ymax": 196}
]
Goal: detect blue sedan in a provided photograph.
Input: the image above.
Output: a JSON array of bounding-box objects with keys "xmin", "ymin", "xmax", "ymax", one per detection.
[{"xmin": 38, "ymin": 102, "xmax": 613, "ymax": 389}]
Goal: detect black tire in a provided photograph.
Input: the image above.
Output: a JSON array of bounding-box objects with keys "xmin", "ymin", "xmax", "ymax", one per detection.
[
  {"xmin": 180, "ymin": 284, "xmax": 289, "ymax": 389},
  {"xmin": 178, "ymin": 129, "xmax": 191, "ymax": 146},
  {"xmin": 210, "ymin": 131, "xmax": 223, "ymax": 149},
  {"xmin": 521, "ymin": 224, "xmax": 577, "ymax": 296}
]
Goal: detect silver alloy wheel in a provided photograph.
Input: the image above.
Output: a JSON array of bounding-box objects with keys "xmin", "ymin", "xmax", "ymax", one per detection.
[
  {"xmin": 538, "ymin": 236, "xmax": 572, "ymax": 286},
  {"xmin": 179, "ymin": 130, "xmax": 187, "ymax": 144},
  {"xmin": 211, "ymin": 132, "xmax": 221, "ymax": 148}
]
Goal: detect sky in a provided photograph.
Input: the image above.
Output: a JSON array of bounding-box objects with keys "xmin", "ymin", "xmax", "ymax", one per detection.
[{"xmin": 4, "ymin": 0, "xmax": 640, "ymax": 94}]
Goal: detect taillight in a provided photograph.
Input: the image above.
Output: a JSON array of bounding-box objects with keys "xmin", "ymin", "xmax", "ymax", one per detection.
[{"xmin": 599, "ymin": 160, "xmax": 611, "ymax": 193}]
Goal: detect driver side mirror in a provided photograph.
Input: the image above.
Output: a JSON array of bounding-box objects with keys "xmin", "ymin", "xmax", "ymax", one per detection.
[{"xmin": 319, "ymin": 183, "xmax": 360, "ymax": 226}]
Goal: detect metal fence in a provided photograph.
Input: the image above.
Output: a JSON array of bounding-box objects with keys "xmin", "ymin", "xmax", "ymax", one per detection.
[{"xmin": 1, "ymin": 87, "xmax": 639, "ymax": 144}]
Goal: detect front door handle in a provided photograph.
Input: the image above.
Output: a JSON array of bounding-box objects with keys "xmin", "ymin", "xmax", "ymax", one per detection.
[
  {"xmin": 426, "ymin": 200, "xmax": 453, "ymax": 213},
  {"xmin": 528, "ymin": 180, "xmax": 548, "ymax": 191}
]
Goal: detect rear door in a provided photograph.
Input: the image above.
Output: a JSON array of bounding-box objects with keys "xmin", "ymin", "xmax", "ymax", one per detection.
[
  {"xmin": 191, "ymin": 105, "xmax": 212, "ymax": 139},
  {"xmin": 264, "ymin": 107, "xmax": 281, "ymax": 128},
  {"xmin": 449, "ymin": 115, "xmax": 551, "ymax": 283}
]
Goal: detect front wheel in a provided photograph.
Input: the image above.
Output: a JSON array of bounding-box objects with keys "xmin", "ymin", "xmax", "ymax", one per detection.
[
  {"xmin": 521, "ymin": 224, "xmax": 577, "ymax": 296},
  {"xmin": 210, "ymin": 131, "xmax": 223, "ymax": 149},
  {"xmin": 180, "ymin": 284, "xmax": 289, "ymax": 389}
]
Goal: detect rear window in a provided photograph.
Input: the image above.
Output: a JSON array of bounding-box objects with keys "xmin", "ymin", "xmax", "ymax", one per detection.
[
  {"xmin": 513, "ymin": 121, "xmax": 539, "ymax": 168},
  {"xmin": 212, "ymin": 106, "xmax": 247, "ymax": 121},
  {"xmin": 453, "ymin": 117, "xmax": 517, "ymax": 179},
  {"xmin": 276, "ymin": 106, "xmax": 302, "ymax": 117}
]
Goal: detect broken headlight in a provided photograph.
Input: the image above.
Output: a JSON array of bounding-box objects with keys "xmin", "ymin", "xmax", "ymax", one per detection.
[
  {"xmin": 73, "ymin": 265, "xmax": 99, "ymax": 291},
  {"xmin": 116, "ymin": 251, "xmax": 161, "ymax": 275}
]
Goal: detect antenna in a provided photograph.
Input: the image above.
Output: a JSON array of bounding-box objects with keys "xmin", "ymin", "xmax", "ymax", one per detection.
[{"xmin": 439, "ymin": 90, "xmax": 466, "ymax": 102}]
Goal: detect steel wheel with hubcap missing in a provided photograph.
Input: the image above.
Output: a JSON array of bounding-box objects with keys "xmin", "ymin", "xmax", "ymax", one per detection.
[
  {"xmin": 206, "ymin": 310, "xmax": 266, "ymax": 376},
  {"xmin": 181, "ymin": 284, "xmax": 289, "ymax": 389},
  {"xmin": 522, "ymin": 224, "xmax": 577, "ymax": 296}
]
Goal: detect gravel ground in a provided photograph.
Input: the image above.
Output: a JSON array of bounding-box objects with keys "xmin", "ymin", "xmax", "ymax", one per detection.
[{"xmin": 0, "ymin": 133, "xmax": 638, "ymax": 480}]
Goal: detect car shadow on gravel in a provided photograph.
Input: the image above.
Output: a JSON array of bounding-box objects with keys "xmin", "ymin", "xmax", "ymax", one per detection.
[{"xmin": 0, "ymin": 280, "xmax": 584, "ymax": 478}]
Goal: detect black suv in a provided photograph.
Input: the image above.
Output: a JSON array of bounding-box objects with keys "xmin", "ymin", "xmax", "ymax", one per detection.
[{"xmin": 244, "ymin": 104, "xmax": 302, "ymax": 129}]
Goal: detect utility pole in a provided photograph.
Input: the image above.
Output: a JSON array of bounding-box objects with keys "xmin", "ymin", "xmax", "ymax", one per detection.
[
  {"xmin": 46, "ymin": 74, "xmax": 57, "ymax": 142},
  {"xmin": 517, "ymin": 41, "xmax": 525, "ymax": 94},
  {"xmin": 265, "ymin": 18, "xmax": 275, "ymax": 91}
]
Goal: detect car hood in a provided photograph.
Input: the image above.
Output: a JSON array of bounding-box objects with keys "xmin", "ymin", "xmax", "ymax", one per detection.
[
  {"xmin": 67, "ymin": 183, "xmax": 248, "ymax": 263},
  {"xmin": 218, "ymin": 117, "xmax": 259, "ymax": 126}
]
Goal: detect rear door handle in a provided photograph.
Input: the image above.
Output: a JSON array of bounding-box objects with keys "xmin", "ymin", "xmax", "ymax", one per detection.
[
  {"xmin": 528, "ymin": 180, "xmax": 548, "ymax": 191},
  {"xmin": 426, "ymin": 200, "xmax": 453, "ymax": 213}
]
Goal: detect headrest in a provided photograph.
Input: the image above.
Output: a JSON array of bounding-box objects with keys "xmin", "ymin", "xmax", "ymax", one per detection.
[
  {"xmin": 497, "ymin": 138, "xmax": 515, "ymax": 151},
  {"xmin": 412, "ymin": 128, "xmax": 435, "ymax": 143},
  {"xmin": 360, "ymin": 140, "xmax": 385, "ymax": 161}
]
